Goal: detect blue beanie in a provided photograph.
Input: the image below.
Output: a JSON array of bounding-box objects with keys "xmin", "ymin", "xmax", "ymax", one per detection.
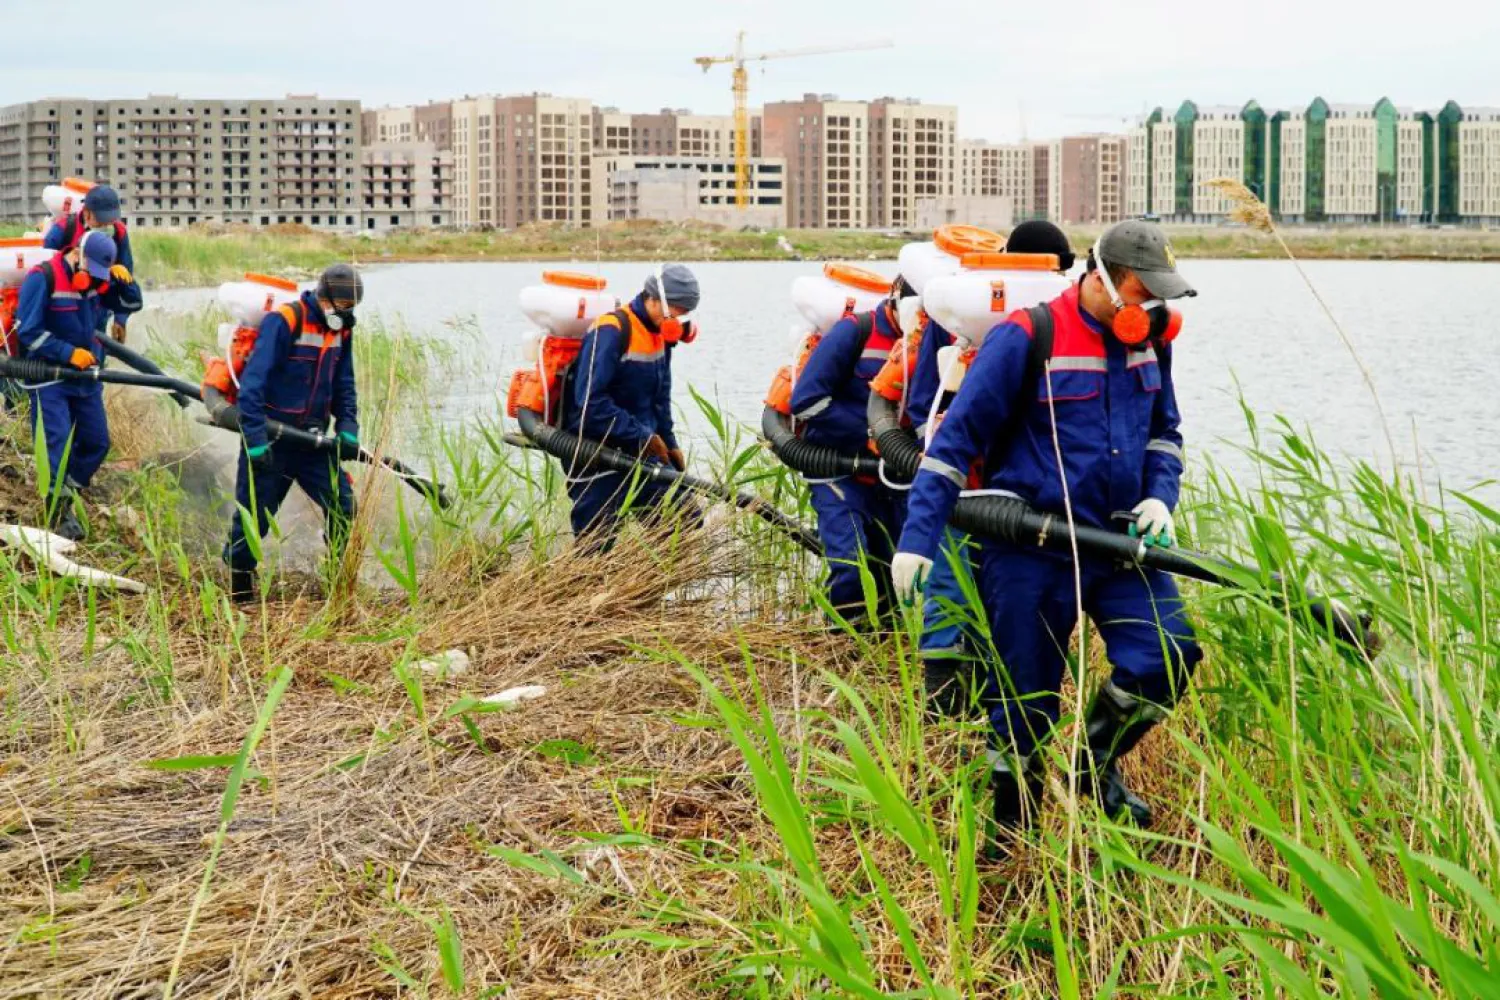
[{"xmin": 645, "ymin": 263, "xmax": 700, "ymax": 312}]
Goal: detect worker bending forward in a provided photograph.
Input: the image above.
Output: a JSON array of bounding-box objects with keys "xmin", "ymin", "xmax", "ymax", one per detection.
[{"xmin": 224, "ymin": 265, "xmax": 364, "ymax": 601}]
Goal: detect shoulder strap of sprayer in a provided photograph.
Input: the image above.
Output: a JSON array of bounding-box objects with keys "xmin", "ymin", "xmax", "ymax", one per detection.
[
  {"xmin": 855, "ymin": 309, "xmax": 876, "ymax": 348},
  {"xmin": 1024, "ymin": 303, "xmax": 1054, "ymax": 389},
  {"xmin": 277, "ymin": 301, "xmax": 305, "ymax": 338}
]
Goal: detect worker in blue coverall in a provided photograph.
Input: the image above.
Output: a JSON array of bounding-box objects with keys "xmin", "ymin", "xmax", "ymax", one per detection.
[
  {"xmin": 561, "ymin": 264, "xmax": 700, "ymax": 551},
  {"xmin": 12, "ymin": 232, "xmax": 118, "ymax": 541},
  {"xmin": 789, "ymin": 280, "xmax": 922, "ymax": 622},
  {"xmin": 43, "ymin": 185, "xmax": 141, "ymax": 343},
  {"xmin": 223, "ymin": 264, "xmax": 364, "ymax": 602},
  {"xmin": 906, "ymin": 221, "xmax": 1078, "ymax": 717},
  {"xmin": 893, "ymin": 219, "xmax": 1203, "ymax": 834}
]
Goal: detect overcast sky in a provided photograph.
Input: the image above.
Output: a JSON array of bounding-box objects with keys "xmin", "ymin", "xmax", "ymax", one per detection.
[{"xmin": 6, "ymin": 0, "xmax": 1493, "ymax": 142}]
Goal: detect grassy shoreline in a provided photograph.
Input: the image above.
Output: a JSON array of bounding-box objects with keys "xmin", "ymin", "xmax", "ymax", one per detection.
[
  {"xmin": 0, "ymin": 309, "xmax": 1496, "ymax": 995},
  {"xmin": 8, "ymin": 219, "xmax": 1498, "ymax": 289}
]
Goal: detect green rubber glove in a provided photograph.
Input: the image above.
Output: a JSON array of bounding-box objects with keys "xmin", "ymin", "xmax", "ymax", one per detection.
[
  {"xmin": 246, "ymin": 442, "xmax": 273, "ymax": 472},
  {"xmin": 337, "ymin": 430, "xmax": 360, "ymax": 460}
]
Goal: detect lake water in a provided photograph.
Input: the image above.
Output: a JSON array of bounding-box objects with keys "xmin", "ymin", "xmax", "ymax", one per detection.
[{"xmin": 147, "ymin": 259, "xmax": 1500, "ymax": 506}]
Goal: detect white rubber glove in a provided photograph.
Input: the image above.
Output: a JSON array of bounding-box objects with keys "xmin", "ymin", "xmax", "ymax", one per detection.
[
  {"xmin": 891, "ymin": 552, "xmax": 934, "ymax": 603},
  {"xmin": 1131, "ymin": 498, "xmax": 1175, "ymax": 548},
  {"xmin": 896, "ymin": 293, "xmax": 924, "ymax": 337}
]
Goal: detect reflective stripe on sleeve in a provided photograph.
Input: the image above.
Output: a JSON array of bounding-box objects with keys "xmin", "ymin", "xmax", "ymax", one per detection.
[
  {"xmin": 919, "ymin": 455, "xmax": 967, "ymax": 488},
  {"xmin": 1147, "ymin": 439, "xmax": 1185, "ymax": 462}
]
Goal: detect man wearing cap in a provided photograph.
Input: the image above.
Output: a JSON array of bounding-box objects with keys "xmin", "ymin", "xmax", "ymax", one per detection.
[
  {"xmin": 13, "ymin": 231, "xmax": 119, "ymax": 540},
  {"xmin": 223, "ymin": 263, "xmax": 364, "ymax": 601},
  {"xmin": 789, "ymin": 277, "xmax": 921, "ymax": 623},
  {"xmin": 43, "ymin": 185, "xmax": 139, "ymax": 343},
  {"xmin": 559, "ymin": 264, "xmax": 701, "ymax": 551},
  {"xmin": 891, "ymin": 219, "xmax": 1202, "ymax": 837}
]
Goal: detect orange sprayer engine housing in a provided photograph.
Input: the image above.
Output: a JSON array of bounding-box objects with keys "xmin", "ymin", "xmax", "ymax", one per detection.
[
  {"xmin": 763, "ymin": 331, "xmax": 823, "ymax": 417},
  {"xmin": 505, "ymin": 335, "xmax": 586, "ymax": 421}
]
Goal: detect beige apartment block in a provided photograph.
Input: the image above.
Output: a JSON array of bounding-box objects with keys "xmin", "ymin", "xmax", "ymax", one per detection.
[
  {"xmin": 363, "ymin": 102, "xmax": 452, "ymax": 152},
  {"xmin": 629, "ymin": 110, "xmax": 758, "ymax": 159},
  {"xmin": 451, "ymin": 93, "xmax": 593, "ymax": 228},
  {"xmin": 1397, "ymin": 111, "xmax": 1425, "ymax": 217},
  {"xmin": 762, "ymin": 94, "xmax": 870, "ymax": 229},
  {"xmin": 958, "ymin": 139, "xmax": 1036, "ymax": 220},
  {"xmin": 1191, "ymin": 108, "xmax": 1244, "ymax": 216},
  {"xmin": 1149, "ymin": 121, "xmax": 1177, "ymax": 218},
  {"xmin": 1098, "ymin": 135, "xmax": 1124, "ymax": 224},
  {"xmin": 1324, "ymin": 104, "xmax": 1378, "ymax": 219},
  {"xmin": 364, "ymin": 106, "xmax": 414, "ymax": 145},
  {"xmin": 867, "ymin": 97, "xmax": 956, "ymax": 229},
  {"xmin": 1125, "ymin": 124, "xmax": 1150, "ymax": 217},
  {"xmin": 0, "ymin": 95, "xmax": 363, "ymax": 229},
  {"xmin": 1458, "ymin": 107, "xmax": 1500, "ymax": 220},
  {"xmin": 591, "ymin": 153, "xmax": 787, "ymax": 226},
  {"xmin": 361, "ymin": 142, "xmax": 452, "ymax": 231},
  {"xmin": 1277, "ymin": 113, "xmax": 1307, "ymax": 218},
  {"xmin": 592, "ymin": 107, "xmax": 633, "ymax": 154}
]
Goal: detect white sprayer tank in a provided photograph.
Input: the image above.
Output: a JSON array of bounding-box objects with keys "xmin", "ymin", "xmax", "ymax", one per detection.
[
  {"xmin": 922, "ymin": 252, "xmax": 1071, "ymax": 348},
  {"xmin": 0, "ymin": 238, "xmax": 55, "ymax": 288},
  {"xmin": 216, "ymin": 273, "xmax": 301, "ymax": 352},
  {"xmin": 519, "ymin": 271, "xmax": 617, "ymax": 339},
  {"xmin": 517, "ymin": 270, "xmax": 618, "ymax": 363},
  {"xmin": 41, "ymin": 178, "xmax": 94, "ymax": 219},
  {"xmin": 790, "ymin": 262, "xmax": 891, "ymax": 334},
  {"xmin": 894, "ymin": 224, "xmax": 1005, "ymax": 296}
]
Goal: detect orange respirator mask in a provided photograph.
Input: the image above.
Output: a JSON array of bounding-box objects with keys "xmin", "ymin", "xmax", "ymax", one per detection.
[
  {"xmin": 1091, "ymin": 242, "xmax": 1182, "ymax": 348},
  {"xmin": 654, "ymin": 264, "xmax": 698, "ymax": 344}
]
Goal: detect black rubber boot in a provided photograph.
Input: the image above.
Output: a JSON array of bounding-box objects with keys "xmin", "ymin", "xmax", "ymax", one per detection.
[
  {"xmin": 49, "ymin": 500, "xmax": 85, "ymax": 542},
  {"xmin": 1087, "ymin": 764, "xmax": 1153, "ymax": 827},
  {"xmin": 991, "ymin": 763, "xmax": 1045, "ymax": 838},
  {"xmin": 229, "ymin": 569, "xmax": 258, "ymax": 604},
  {"xmin": 923, "ymin": 657, "xmax": 967, "ymax": 719},
  {"xmin": 1077, "ymin": 682, "xmax": 1167, "ymax": 828}
]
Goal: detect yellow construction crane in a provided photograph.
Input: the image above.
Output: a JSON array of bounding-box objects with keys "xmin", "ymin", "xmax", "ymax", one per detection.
[{"xmin": 694, "ymin": 31, "xmax": 894, "ymax": 209}]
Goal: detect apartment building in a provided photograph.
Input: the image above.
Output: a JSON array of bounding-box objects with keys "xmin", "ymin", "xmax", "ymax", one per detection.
[
  {"xmin": 959, "ymin": 139, "xmax": 1041, "ymax": 220},
  {"xmin": 362, "ymin": 101, "xmax": 452, "ymax": 151},
  {"xmin": 592, "ymin": 107, "xmax": 633, "ymax": 154},
  {"xmin": 1099, "ymin": 135, "xmax": 1125, "ymax": 224},
  {"xmin": 0, "ymin": 95, "xmax": 362, "ymax": 229},
  {"xmin": 451, "ymin": 93, "xmax": 592, "ymax": 228},
  {"xmin": 1032, "ymin": 143, "xmax": 1052, "ymax": 229},
  {"xmin": 1272, "ymin": 109, "xmax": 1308, "ymax": 220},
  {"xmin": 1396, "ymin": 109, "xmax": 1426, "ymax": 218},
  {"xmin": 361, "ymin": 142, "xmax": 452, "ymax": 230},
  {"xmin": 1149, "ymin": 117, "xmax": 1177, "ymax": 218},
  {"xmin": 867, "ymin": 97, "xmax": 956, "ymax": 229},
  {"xmin": 1049, "ymin": 135, "xmax": 1122, "ymax": 225},
  {"xmin": 628, "ymin": 109, "xmax": 759, "ymax": 159},
  {"xmin": 1322, "ymin": 103, "xmax": 1380, "ymax": 221},
  {"xmin": 591, "ymin": 154, "xmax": 786, "ymax": 225},
  {"xmin": 762, "ymin": 94, "xmax": 871, "ymax": 229},
  {"xmin": 1457, "ymin": 107, "xmax": 1500, "ymax": 223},
  {"xmin": 1189, "ymin": 106, "xmax": 1245, "ymax": 218},
  {"xmin": 599, "ymin": 156, "xmax": 786, "ymax": 228}
]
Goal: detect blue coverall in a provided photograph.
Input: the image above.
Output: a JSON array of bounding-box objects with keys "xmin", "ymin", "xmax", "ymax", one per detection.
[
  {"xmin": 223, "ymin": 292, "xmax": 357, "ymax": 571},
  {"xmin": 898, "ymin": 285, "xmax": 1202, "ymax": 764},
  {"xmin": 905, "ymin": 318, "xmax": 982, "ymax": 674},
  {"xmin": 788, "ymin": 305, "xmax": 907, "ymax": 617},
  {"xmin": 13, "ymin": 256, "xmax": 110, "ymax": 492},
  {"xmin": 560, "ymin": 294, "xmax": 686, "ymax": 549},
  {"xmin": 44, "ymin": 214, "xmax": 139, "ymax": 335}
]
